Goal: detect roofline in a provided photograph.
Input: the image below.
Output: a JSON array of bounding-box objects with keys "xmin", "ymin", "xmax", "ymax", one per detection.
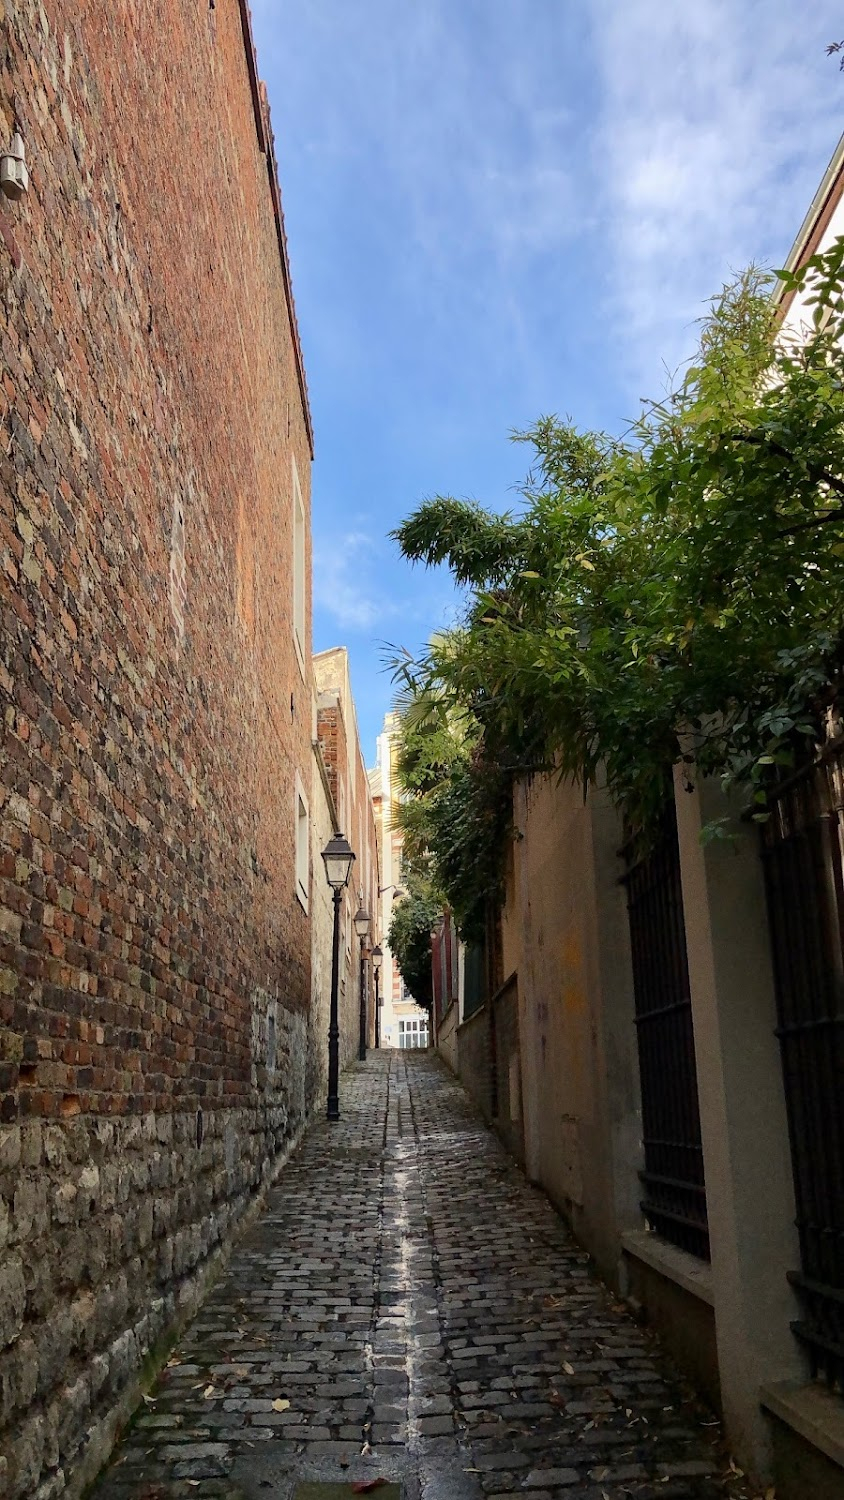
[
  {"xmin": 313, "ymin": 646, "xmax": 349, "ymax": 663},
  {"xmin": 773, "ymin": 130, "xmax": 844, "ymax": 312},
  {"xmin": 237, "ymin": 0, "xmax": 314, "ymax": 456}
]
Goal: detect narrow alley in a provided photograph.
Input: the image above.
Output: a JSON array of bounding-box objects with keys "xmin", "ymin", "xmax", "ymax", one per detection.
[{"xmin": 91, "ymin": 1055, "xmax": 752, "ymax": 1500}]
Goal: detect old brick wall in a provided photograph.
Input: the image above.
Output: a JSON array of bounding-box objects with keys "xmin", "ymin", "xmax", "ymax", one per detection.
[
  {"xmin": 309, "ymin": 739, "xmax": 360, "ymax": 1100},
  {"xmin": 0, "ymin": 1, "xmax": 316, "ymax": 1495},
  {"xmin": 314, "ymin": 649, "xmax": 381, "ymax": 1053}
]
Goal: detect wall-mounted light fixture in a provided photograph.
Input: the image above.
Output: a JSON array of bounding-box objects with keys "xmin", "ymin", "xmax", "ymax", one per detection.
[{"xmin": 0, "ymin": 133, "xmax": 28, "ymax": 200}]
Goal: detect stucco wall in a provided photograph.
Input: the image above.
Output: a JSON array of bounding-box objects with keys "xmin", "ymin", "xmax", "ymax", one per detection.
[
  {"xmin": 437, "ymin": 1000, "xmax": 459, "ymax": 1076},
  {"xmin": 456, "ymin": 1006, "xmax": 492, "ymax": 1120},
  {"xmin": 509, "ymin": 774, "xmax": 643, "ymax": 1283}
]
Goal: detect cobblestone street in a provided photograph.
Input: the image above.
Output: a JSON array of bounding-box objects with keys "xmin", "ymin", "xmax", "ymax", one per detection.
[{"xmin": 91, "ymin": 1053, "xmax": 755, "ymax": 1500}]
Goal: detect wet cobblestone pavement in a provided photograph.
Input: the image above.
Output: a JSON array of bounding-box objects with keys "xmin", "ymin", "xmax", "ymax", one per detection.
[{"xmin": 91, "ymin": 1051, "xmax": 757, "ymax": 1500}]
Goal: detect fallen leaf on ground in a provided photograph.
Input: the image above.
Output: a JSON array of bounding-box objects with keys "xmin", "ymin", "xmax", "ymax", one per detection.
[
  {"xmin": 351, "ymin": 1481, "xmax": 388, "ymax": 1493},
  {"xmin": 272, "ymin": 1398, "xmax": 290, "ymax": 1412},
  {"xmin": 203, "ymin": 1385, "xmax": 216, "ymax": 1398},
  {"xmin": 563, "ymin": 1362, "xmax": 575, "ymax": 1375},
  {"xmin": 141, "ymin": 1394, "xmax": 156, "ymax": 1405}
]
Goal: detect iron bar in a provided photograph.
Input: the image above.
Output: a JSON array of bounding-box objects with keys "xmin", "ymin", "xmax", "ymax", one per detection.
[
  {"xmin": 624, "ymin": 804, "xmax": 710, "ymax": 1262},
  {"xmin": 761, "ymin": 748, "xmax": 844, "ymax": 1392}
]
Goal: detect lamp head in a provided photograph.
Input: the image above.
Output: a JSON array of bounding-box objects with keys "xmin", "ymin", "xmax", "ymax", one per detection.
[{"xmin": 321, "ymin": 832, "xmax": 355, "ymax": 891}]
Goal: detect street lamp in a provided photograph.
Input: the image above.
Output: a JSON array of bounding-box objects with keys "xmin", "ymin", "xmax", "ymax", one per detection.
[
  {"xmin": 354, "ymin": 904, "xmax": 371, "ymax": 1061},
  {"xmin": 321, "ymin": 833, "xmax": 355, "ymax": 1121},
  {"xmin": 371, "ymin": 945, "xmax": 383, "ymax": 1049}
]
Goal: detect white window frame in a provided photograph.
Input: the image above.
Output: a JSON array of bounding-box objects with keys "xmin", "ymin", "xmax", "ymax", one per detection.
[
  {"xmin": 292, "ymin": 456, "xmax": 306, "ymax": 683},
  {"xmin": 295, "ymin": 771, "xmax": 309, "ymax": 912}
]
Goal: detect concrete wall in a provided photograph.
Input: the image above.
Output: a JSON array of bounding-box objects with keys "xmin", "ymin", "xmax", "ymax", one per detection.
[
  {"xmin": 481, "ymin": 762, "xmax": 842, "ymax": 1493},
  {"xmin": 673, "ymin": 767, "xmax": 809, "ymax": 1480},
  {"xmin": 508, "ymin": 774, "xmax": 643, "ymax": 1286},
  {"xmin": 455, "ymin": 1006, "xmax": 493, "ymax": 1120},
  {"xmin": 491, "ymin": 975, "xmax": 524, "ymax": 1165},
  {"xmin": 0, "ymin": 2, "xmax": 315, "ymax": 1493}
]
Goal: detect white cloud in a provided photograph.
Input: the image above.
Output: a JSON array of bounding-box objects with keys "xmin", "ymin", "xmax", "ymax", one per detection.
[
  {"xmin": 312, "ymin": 526, "xmax": 461, "ymax": 642},
  {"xmin": 590, "ymin": 0, "xmax": 844, "ymax": 391},
  {"xmin": 313, "ymin": 531, "xmax": 384, "ymax": 632},
  {"xmin": 251, "ymin": 2, "xmax": 584, "ymax": 329}
]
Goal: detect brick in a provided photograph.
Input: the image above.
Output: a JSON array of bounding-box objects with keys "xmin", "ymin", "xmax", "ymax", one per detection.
[{"xmin": 0, "ymin": 0, "xmax": 317, "ymax": 1489}]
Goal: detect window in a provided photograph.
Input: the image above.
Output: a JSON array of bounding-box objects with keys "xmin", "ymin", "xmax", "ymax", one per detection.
[
  {"xmin": 292, "ymin": 456, "xmax": 306, "ymax": 678},
  {"xmin": 398, "ymin": 1018, "xmax": 430, "ymax": 1050},
  {"xmin": 295, "ymin": 773, "xmax": 309, "ymax": 911}
]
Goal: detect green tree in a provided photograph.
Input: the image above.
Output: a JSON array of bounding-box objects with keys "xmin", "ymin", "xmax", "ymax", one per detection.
[
  {"xmin": 392, "ymin": 246, "xmax": 844, "ymax": 877},
  {"xmin": 390, "ymin": 661, "xmax": 513, "ymax": 943},
  {"xmin": 387, "ymin": 875, "xmax": 440, "ymax": 1013}
]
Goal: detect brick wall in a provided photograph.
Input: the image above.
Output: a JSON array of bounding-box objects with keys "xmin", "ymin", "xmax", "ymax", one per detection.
[
  {"xmin": 317, "ymin": 705, "xmax": 341, "ymax": 812},
  {"xmin": 0, "ymin": 2, "xmax": 315, "ymax": 1494},
  {"xmin": 314, "ymin": 650, "xmax": 381, "ymax": 1057},
  {"xmin": 310, "ymin": 740, "xmax": 362, "ymax": 1097}
]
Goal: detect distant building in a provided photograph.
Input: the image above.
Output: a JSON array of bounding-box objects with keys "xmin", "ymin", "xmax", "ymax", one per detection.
[
  {"xmin": 774, "ymin": 130, "xmax": 844, "ymax": 336},
  {"xmin": 312, "ymin": 649, "xmax": 381, "ymax": 1074},
  {"xmin": 368, "ymin": 712, "xmax": 431, "ymax": 1048}
]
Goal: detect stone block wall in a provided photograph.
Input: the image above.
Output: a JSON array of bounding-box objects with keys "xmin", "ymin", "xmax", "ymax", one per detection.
[{"xmin": 0, "ymin": 1, "xmax": 315, "ymax": 1494}]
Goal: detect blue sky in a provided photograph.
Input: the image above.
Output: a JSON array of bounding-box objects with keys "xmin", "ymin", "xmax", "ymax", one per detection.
[{"xmin": 251, "ymin": 0, "xmax": 844, "ymax": 765}]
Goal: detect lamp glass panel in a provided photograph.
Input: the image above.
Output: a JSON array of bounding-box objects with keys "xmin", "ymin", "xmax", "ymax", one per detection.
[{"xmin": 321, "ymin": 836, "xmax": 355, "ymax": 890}]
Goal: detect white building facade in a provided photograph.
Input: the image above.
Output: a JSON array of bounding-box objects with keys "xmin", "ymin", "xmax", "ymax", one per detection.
[{"xmin": 368, "ymin": 711, "xmax": 431, "ymax": 1049}]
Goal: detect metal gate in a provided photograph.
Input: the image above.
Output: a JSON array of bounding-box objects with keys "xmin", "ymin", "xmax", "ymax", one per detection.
[
  {"xmin": 623, "ymin": 805, "xmax": 710, "ymax": 1261},
  {"xmin": 761, "ymin": 744, "xmax": 844, "ymax": 1390}
]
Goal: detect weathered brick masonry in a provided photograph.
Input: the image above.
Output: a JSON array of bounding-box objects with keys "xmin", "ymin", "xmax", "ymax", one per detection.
[{"xmin": 0, "ymin": 2, "xmax": 316, "ymax": 1494}]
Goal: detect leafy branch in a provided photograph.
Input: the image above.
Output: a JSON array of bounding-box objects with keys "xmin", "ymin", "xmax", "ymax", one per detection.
[{"xmin": 391, "ymin": 244, "xmax": 844, "ymax": 857}]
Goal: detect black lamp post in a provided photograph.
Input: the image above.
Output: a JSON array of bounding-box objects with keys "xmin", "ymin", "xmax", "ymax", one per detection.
[
  {"xmin": 354, "ymin": 904, "xmax": 371, "ymax": 1061},
  {"xmin": 372, "ymin": 945, "xmax": 383, "ymax": 1049},
  {"xmin": 321, "ymin": 832, "xmax": 355, "ymax": 1121}
]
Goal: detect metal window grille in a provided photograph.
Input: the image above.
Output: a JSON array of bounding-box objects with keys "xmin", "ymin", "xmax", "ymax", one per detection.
[
  {"xmin": 623, "ymin": 805, "xmax": 710, "ymax": 1261},
  {"xmin": 761, "ymin": 744, "xmax": 844, "ymax": 1392}
]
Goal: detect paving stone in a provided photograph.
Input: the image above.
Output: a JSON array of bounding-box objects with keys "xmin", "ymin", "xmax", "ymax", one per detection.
[
  {"xmin": 524, "ymin": 1469, "xmax": 579, "ymax": 1487},
  {"xmin": 88, "ymin": 1054, "xmax": 752, "ymax": 1500}
]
